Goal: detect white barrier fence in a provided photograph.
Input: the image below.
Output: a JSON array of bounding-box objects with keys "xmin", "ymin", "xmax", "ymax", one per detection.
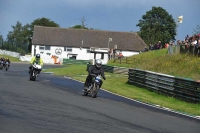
[
  {"xmin": 0, "ymin": 49, "xmax": 20, "ymax": 58},
  {"xmin": 0, "ymin": 49, "xmax": 62, "ymax": 64}
]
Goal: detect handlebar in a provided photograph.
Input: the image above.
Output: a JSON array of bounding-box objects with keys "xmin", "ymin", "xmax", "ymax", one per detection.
[{"xmin": 90, "ymin": 74, "xmax": 96, "ymax": 76}]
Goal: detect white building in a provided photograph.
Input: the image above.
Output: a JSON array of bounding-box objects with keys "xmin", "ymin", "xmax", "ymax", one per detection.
[{"xmin": 31, "ymin": 26, "xmax": 146, "ymax": 64}]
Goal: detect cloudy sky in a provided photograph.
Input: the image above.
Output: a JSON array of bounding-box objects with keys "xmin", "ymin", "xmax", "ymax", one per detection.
[{"xmin": 0, "ymin": 0, "xmax": 199, "ymax": 41}]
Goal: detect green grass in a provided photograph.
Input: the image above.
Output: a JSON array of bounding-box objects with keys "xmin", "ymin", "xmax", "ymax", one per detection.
[
  {"xmin": 0, "ymin": 54, "xmax": 21, "ymax": 62},
  {"xmin": 108, "ymin": 49, "xmax": 200, "ymax": 80},
  {"xmin": 43, "ymin": 64, "xmax": 200, "ymax": 116}
]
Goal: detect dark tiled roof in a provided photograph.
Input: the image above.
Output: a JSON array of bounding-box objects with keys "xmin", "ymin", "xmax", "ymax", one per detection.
[{"xmin": 32, "ymin": 26, "xmax": 146, "ymax": 51}]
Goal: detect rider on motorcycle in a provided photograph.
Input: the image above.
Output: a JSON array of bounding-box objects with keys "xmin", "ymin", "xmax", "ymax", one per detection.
[
  {"xmin": 5, "ymin": 58, "xmax": 11, "ymax": 68},
  {"xmin": 0, "ymin": 57, "xmax": 5, "ymax": 62},
  {"xmin": 83, "ymin": 59, "xmax": 106, "ymax": 91},
  {"xmin": 0, "ymin": 57, "xmax": 6, "ymax": 67},
  {"xmin": 29, "ymin": 54, "xmax": 44, "ymax": 75},
  {"xmin": 0, "ymin": 57, "xmax": 4, "ymax": 66}
]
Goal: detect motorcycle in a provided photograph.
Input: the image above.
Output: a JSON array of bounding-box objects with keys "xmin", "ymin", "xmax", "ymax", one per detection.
[
  {"xmin": 83, "ymin": 74, "xmax": 102, "ymax": 98},
  {"xmin": 30, "ymin": 63, "xmax": 42, "ymax": 81},
  {"xmin": 0, "ymin": 61, "xmax": 4, "ymax": 70},
  {"xmin": 5, "ymin": 61, "xmax": 9, "ymax": 71}
]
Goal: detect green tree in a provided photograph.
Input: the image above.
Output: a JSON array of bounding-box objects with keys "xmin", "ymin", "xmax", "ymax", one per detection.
[
  {"xmin": 70, "ymin": 24, "xmax": 88, "ymax": 29},
  {"xmin": 30, "ymin": 17, "xmax": 59, "ymax": 29},
  {"xmin": 29, "ymin": 17, "xmax": 60, "ymax": 52},
  {"xmin": 0, "ymin": 34, "xmax": 4, "ymax": 49},
  {"xmin": 6, "ymin": 21, "xmax": 31, "ymax": 54},
  {"xmin": 136, "ymin": 6, "xmax": 176, "ymax": 46}
]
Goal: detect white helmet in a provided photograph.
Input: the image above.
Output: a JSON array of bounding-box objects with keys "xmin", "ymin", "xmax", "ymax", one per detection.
[{"xmin": 95, "ymin": 59, "xmax": 102, "ymax": 68}]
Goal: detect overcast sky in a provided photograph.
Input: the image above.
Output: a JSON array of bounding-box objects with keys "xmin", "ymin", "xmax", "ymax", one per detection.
[{"xmin": 0, "ymin": 0, "xmax": 199, "ymax": 42}]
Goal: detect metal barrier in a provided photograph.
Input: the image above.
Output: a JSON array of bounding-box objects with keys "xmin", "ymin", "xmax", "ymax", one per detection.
[
  {"xmin": 128, "ymin": 68, "xmax": 200, "ymax": 103},
  {"xmin": 63, "ymin": 59, "xmax": 90, "ymax": 65},
  {"xmin": 102, "ymin": 65, "xmax": 129, "ymax": 74}
]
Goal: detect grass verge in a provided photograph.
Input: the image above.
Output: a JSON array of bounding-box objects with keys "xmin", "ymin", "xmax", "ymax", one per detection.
[
  {"xmin": 43, "ymin": 64, "xmax": 200, "ymax": 116},
  {"xmin": 0, "ymin": 54, "xmax": 21, "ymax": 62}
]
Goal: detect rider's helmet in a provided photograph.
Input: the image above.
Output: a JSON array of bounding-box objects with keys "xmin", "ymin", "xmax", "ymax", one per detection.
[
  {"xmin": 36, "ymin": 54, "xmax": 40, "ymax": 61},
  {"xmin": 95, "ymin": 59, "xmax": 102, "ymax": 68}
]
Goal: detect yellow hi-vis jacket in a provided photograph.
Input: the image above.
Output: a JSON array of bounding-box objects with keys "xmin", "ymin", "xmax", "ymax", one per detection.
[{"xmin": 30, "ymin": 57, "xmax": 44, "ymax": 66}]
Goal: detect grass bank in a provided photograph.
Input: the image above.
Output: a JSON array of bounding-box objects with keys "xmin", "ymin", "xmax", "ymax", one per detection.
[
  {"xmin": 0, "ymin": 54, "xmax": 21, "ymax": 62},
  {"xmin": 108, "ymin": 49, "xmax": 200, "ymax": 80},
  {"xmin": 43, "ymin": 64, "xmax": 200, "ymax": 116}
]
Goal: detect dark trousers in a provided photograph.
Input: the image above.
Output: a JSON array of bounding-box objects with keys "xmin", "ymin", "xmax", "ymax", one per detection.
[{"xmin": 84, "ymin": 75, "xmax": 93, "ymax": 87}]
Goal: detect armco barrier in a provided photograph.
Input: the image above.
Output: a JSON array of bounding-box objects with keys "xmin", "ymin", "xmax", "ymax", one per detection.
[
  {"xmin": 128, "ymin": 68, "xmax": 200, "ymax": 103},
  {"xmin": 102, "ymin": 65, "xmax": 128, "ymax": 75},
  {"xmin": 102, "ymin": 65, "xmax": 115, "ymax": 73},
  {"xmin": 63, "ymin": 59, "xmax": 90, "ymax": 65}
]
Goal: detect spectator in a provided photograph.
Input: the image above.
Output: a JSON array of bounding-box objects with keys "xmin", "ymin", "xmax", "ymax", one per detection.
[
  {"xmin": 197, "ymin": 39, "xmax": 200, "ymax": 48},
  {"xmin": 156, "ymin": 41, "xmax": 161, "ymax": 49},
  {"xmin": 149, "ymin": 44, "xmax": 154, "ymax": 50},
  {"xmin": 108, "ymin": 49, "xmax": 113, "ymax": 60},
  {"xmin": 164, "ymin": 43, "xmax": 169, "ymax": 48},
  {"xmin": 110, "ymin": 48, "xmax": 113, "ymax": 60},
  {"xmin": 119, "ymin": 52, "xmax": 123, "ymax": 59},
  {"xmin": 197, "ymin": 39, "xmax": 200, "ymax": 56},
  {"xmin": 168, "ymin": 41, "xmax": 173, "ymax": 54},
  {"xmin": 191, "ymin": 38, "xmax": 197, "ymax": 46},
  {"xmin": 185, "ymin": 35, "xmax": 189, "ymax": 41}
]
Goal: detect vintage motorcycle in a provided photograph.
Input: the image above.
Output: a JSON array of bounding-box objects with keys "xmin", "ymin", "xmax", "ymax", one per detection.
[
  {"xmin": 83, "ymin": 74, "xmax": 102, "ymax": 98},
  {"xmin": 30, "ymin": 63, "xmax": 42, "ymax": 81}
]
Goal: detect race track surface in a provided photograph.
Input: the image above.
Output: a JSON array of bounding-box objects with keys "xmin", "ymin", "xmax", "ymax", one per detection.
[{"xmin": 0, "ymin": 63, "xmax": 199, "ymax": 133}]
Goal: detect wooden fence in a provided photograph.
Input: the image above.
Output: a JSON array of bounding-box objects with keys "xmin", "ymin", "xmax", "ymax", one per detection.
[{"xmin": 180, "ymin": 45, "xmax": 200, "ymax": 56}]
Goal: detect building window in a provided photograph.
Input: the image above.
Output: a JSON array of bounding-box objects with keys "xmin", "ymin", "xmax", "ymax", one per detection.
[
  {"xmin": 101, "ymin": 53, "xmax": 104, "ymax": 59},
  {"xmin": 87, "ymin": 48, "xmax": 90, "ymax": 53},
  {"xmin": 64, "ymin": 47, "xmax": 66, "ymax": 51},
  {"xmin": 45, "ymin": 46, "xmax": 51, "ymax": 50},
  {"xmin": 66, "ymin": 47, "xmax": 72, "ymax": 52},
  {"xmin": 39, "ymin": 46, "xmax": 45, "ymax": 50},
  {"xmin": 39, "ymin": 45, "xmax": 51, "ymax": 50}
]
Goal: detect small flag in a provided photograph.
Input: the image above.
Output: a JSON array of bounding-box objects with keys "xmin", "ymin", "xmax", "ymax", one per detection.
[{"xmin": 178, "ymin": 16, "xmax": 183, "ymax": 23}]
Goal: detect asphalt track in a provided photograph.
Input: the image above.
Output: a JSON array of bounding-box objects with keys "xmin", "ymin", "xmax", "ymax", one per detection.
[{"xmin": 0, "ymin": 62, "xmax": 200, "ymax": 133}]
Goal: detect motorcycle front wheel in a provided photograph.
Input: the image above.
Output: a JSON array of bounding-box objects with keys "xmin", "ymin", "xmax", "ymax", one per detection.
[
  {"xmin": 5, "ymin": 64, "xmax": 8, "ymax": 71},
  {"xmin": 30, "ymin": 71, "xmax": 37, "ymax": 81},
  {"xmin": 83, "ymin": 91, "xmax": 88, "ymax": 96},
  {"xmin": 91, "ymin": 84, "xmax": 99, "ymax": 98}
]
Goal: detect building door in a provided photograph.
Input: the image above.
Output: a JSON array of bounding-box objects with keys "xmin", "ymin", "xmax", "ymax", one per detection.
[{"xmin": 69, "ymin": 55, "xmax": 76, "ymax": 59}]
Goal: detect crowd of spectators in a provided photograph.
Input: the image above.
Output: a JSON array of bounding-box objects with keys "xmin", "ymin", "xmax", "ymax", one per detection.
[
  {"xmin": 148, "ymin": 41, "xmax": 164, "ymax": 50},
  {"xmin": 181, "ymin": 34, "xmax": 200, "ymax": 48},
  {"xmin": 148, "ymin": 34, "xmax": 200, "ymax": 52}
]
